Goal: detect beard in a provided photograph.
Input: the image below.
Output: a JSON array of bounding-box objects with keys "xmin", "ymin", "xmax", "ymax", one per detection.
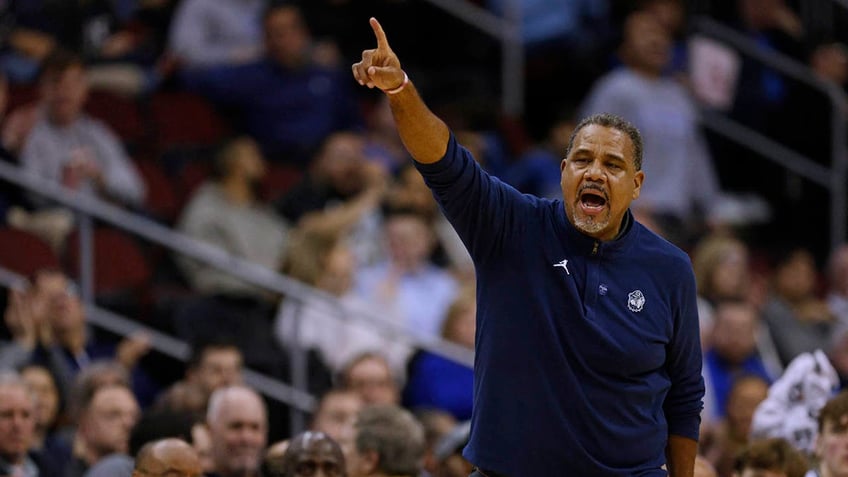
[{"xmin": 568, "ymin": 200, "xmax": 611, "ymax": 236}]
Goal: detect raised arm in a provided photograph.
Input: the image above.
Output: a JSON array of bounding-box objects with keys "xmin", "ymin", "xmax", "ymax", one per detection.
[{"xmin": 351, "ymin": 18, "xmax": 449, "ymax": 164}]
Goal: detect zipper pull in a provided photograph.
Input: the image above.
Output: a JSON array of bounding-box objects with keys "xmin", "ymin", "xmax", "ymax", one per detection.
[{"xmin": 592, "ymin": 241, "xmax": 599, "ymax": 256}]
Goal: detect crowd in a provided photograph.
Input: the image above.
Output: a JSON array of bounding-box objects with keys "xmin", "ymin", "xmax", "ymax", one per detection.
[{"xmin": 0, "ymin": 0, "xmax": 846, "ymax": 476}]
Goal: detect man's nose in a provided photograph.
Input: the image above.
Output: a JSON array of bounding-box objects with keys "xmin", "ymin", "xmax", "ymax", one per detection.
[{"xmin": 584, "ymin": 160, "xmax": 605, "ymax": 181}]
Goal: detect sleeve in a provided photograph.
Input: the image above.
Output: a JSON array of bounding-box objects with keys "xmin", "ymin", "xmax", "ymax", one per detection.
[
  {"xmin": 579, "ymin": 75, "xmax": 635, "ymax": 121},
  {"xmin": 663, "ymin": 261, "xmax": 705, "ymax": 440},
  {"xmin": 20, "ymin": 127, "xmax": 58, "ymax": 208},
  {"xmin": 414, "ymin": 134, "xmax": 536, "ymax": 262},
  {"xmin": 89, "ymin": 122, "xmax": 146, "ymax": 207},
  {"xmin": 0, "ymin": 341, "xmax": 32, "ymax": 370}
]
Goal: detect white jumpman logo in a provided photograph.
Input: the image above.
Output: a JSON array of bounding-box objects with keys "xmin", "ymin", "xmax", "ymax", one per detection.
[{"xmin": 553, "ymin": 259, "xmax": 570, "ymax": 275}]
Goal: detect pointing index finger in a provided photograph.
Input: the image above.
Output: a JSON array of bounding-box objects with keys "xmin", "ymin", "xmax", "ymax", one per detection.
[{"xmin": 370, "ymin": 17, "xmax": 390, "ymax": 51}]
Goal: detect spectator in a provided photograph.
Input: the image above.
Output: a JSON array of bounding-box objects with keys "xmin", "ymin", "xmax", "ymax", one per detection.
[
  {"xmin": 344, "ymin": 405, "xmax": 425, "ymax": 477},
  {"xmin": 69, "ymin": 383, "xmax": 139, "ymax": 477},
  {"xmin": 132, "ymin": 438, "xmax": 202, "ymax": 477},
  {"xmin": 733, "ymin": 437, "xmax": 808, "ymax": 477},
  {"xmin": 275, "ymin": 227, "xmax": 410, "ymax": 375},
  {"xmin": 185, "ymin": 340, "xmax": 244, "ymax": 398},
  {"xmin": 274, "ymin": 131, "xmax": 387, "ymax": 267},
  {"xmin": 809, "ymin": 391, "xmax": 848, "ymax": 477},
  {"xmin": 354, "ymin": 208, "xmax": 457, "ymax": 339},
  {"xmin": 704, "ymin": 299, "xmax": 773, "ymax": 420},
  {"xmin": 433, "ymin": 420, "xmax": 472, "ymax": 477},
  {"xmin": 19, "ymin": 365, "xmax": 61, "ymax": 453},
  {"xmin": 206, "ymin": 386, "xmax": 267, "ymax": 477},
  {"xmin": 404, "ymin": 287, "xmax": 475, "ymax": 420},
  {"xmin": 20, "ymin": 50, "xmax": 146, "ymax": 210},
  {"xmin": 337, "ymin": 353, "xmax": 399, "ymax": 406},
  {"xmin": 183, "ymin": 4, "xmax": 362, "ymax": 164},
  {"xmin": 0, "ymin": 371, "xmax": 61, "ymax": 476},
  {"xmin": 580, "ymin": 10, "xmax": 721, "ymax": 244},
  {"xmin": 504, "ymin": 110, "xmax": 575, "ymax": 200},
  {"xmin": 704, "ymin": 375, "xmax": 769, "ymax": 476},
  {"xmin": 414, "ymin": 409, "xmax": 457, "ymax": 477},
  {"xmin": 310, "ymin": 389, "xmax": 363, "ymax": 443},
  {"xmin": 762, "ymin": 247, "xmax": 835, "ymax": 367},
  {"xmin": 274, "ymin": 431, "xmax": 346, "ymax": 477},
  {"xmin": 168, "ymin": 0, "xmax": 264, "ymax": 69},
  {"xmin": 364, "ymin": 96, "xmax": 411, "ymax": 174},
  {"xmin": 176, "ymin": 137, "xmax": 290, "ymax": 300}
]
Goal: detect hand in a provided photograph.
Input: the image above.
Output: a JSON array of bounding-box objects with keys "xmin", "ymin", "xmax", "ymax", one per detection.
[
  {"xmin": 351, "ymin": 18, "xmax": 405, "ymax": 92},
  {"xmin": 116, "ymin": 332, "xmax": 152, "ymax": 369},
  {"xmin": 4, "ymin": 289, "xmax": 37, "ymax": 349}
]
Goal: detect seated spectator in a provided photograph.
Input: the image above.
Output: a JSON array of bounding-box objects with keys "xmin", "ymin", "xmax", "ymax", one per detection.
[
  {"xmin": 580, "ymin": 10, "xmax": 721, "ymax": 244},
  {"xmin": 272, "ymin": 431, "xmax": 346, "ymax": 477},
  {"xmin": 433, "ymin": 421, "xmax": 472, "ymax": 477},
  {"xmin": 763, "ymin": 247, "xmax": 835, "ymax": 367},
  {"xmin": 0, "ymin": 371, "xmax": 62, "ymax": 476},
  {"xmin": 20, "ymin": 50, "xmax": 146, "ymax": 210},
  {"xmin": 68, "ymin": 383, "xmax": 139, "ymax": 477},
  {"xmin": 274, "ymin": 131, "xmax": 387, "ymax": 267},
  {"xmin": 504, "ymin": 109, "xmax": 575, "ymax": 199},
  {"xmin": 168, "ymin": 0, "xmax": 264, "ymax": 69},
  {"xmin": 19, "ymin": 365, "xmax": 61, "ymax": 454},
  {"xmin": 337, "ymin": 353, "xmax": 400, "ymax": 406},
  {"xmin": 183, "ymin": 4, "xmax": 362, "ymax": 164},
  {"xmin": 404, "ymin": 287, "xmax": 475, "ymax": 420},
  {"xmin": 206, "ymin": 385, "xmax": 267, "ymax": 477},
  {"xmin": 176, "ymin": 137, "xmax": 290, "ymax": 300},
  {"xmin": 342, "ymin": 405, "xmax": 425, "ymax": 477},
  {"xmin": 354, "ymin": 208, "xmax": 457, "ymax": 339},
  {"xmin": 705, "ymin": 299, "xmax": 773, "ymax": 420},
  {"xmin": 185, "ymin": 339, "xmax": 244, "ymax": 397},
  {"xmin": 364, "ymin": 96, "xmax": 411, "ymax": 174},
  {"xmin": 275, "ymin": 227, "xmax": 411, "ymax": 375},
  {"xmin": 414, "ymin": 409, "xmax": 457, "ymax": 477},
  {"xmin": 132, "ymin": 438, "xmax": 202, "ymax": 477},
  {"xmin": 733, "ymin": 437, "xmax": 808, "ymax": 477}
]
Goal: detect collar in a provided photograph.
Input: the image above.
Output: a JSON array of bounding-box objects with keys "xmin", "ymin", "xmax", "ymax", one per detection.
[{"xmin": 555, "ymin": 201, "xmax": 638, "ymax": 258}]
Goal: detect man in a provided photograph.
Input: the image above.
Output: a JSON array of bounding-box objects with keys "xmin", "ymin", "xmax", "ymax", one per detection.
[
  {"xmin": 271, "ymin": 431, "xmax": 346, "ymax": 477},
  {"xmin": 0, "ymin": 372, "xmax": 60, "ymax": 476},
  {"xmin": 733, "ymin": 438, "xmax": 807, "ymax": 477},
  {"xmin": 337, "ymin": 353, "xmax": 399, "ymax": 406},
  {"xmin": 311, "ymin": 389, "xmax": 363, "ymax": 442},
  {"xmin": 186, "ymin": 340, "xmax": 244, "ymax": 397},
  {"xmin": 134, "ymin": 438, "xmax": 203, "ymax": 477},
  {"xmin": 184, "ymin": 4, "xmax": 361, "ymax": 164},
  {"xmin": 21, "ymin": 49, "xmax": 146, "ymax": 209},
  {"xmin": 344, "ymin": 405, "xmax": 425, "ymax": 477},
  {"xmin": 177, "ymin": 137, "xmax": 290, "ymax": 299},
  {"xmin": 70, "ymin": 383, "xmax": 140, "ymax": 477},
  {"xmin": 205, "ymin": 385, "xmax": 267, "ymax": 477},
  {"xmin": 807, "ymin": 391, "xmax": 848, "ymax": 477},
  {"xmin": 351, "ymin": 18, "xmax": 704, "ymax": 476}
]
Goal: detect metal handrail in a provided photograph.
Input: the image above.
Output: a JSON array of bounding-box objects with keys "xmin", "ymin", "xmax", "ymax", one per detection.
[
  {"xmin": 416, "ymin": 0, "xmax": 523, "ymax": 116},
  {"xmin": 0, "ymin": 266, "xmax": 318, "ymax": 412},
  {"xmin": 691, "ymin": 16, "xmax": 848, "ymax": 249}
]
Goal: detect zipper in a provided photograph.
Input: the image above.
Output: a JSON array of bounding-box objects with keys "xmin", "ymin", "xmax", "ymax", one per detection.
[{"xmin": 591, "ymin": 241, "xmax": 599, "ymax": 256}]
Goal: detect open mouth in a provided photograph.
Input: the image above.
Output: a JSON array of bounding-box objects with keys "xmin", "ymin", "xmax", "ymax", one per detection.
[{"xmin": 579, "ymin": 188, "xmax": 608, "ymax": 212}]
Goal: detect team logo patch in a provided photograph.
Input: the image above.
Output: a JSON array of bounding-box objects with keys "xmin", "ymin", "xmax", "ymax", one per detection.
[{"xmin": 627, "ymin": 290, "xmax": 645, "ymax": 312}]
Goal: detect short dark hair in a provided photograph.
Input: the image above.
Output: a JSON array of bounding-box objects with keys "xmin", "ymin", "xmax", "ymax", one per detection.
[
  {"xmin": 565, "ymin": 113, "xmax": 644, "ymax": 171},
  {"xmin": 187, "ymin": 337, "xmax": 242, "ymax": 371},
  {"xmin": 39, "ymin": 49, "xmax": 84, "ymax": 82},
  {"xmin": 733, "ymin": 438, "xmax": 809, "ymax": 477},
  {"xmin": 355, "ymin": 405, "xmax": 425, "ymax": 476},
  {"xmin": 818, "ymin": 391, "xmax": 848, "ymax": 433}
]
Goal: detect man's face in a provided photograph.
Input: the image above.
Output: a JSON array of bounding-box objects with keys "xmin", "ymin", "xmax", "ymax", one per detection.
[
  {"xmin": 80, "ymin": 386, "xmax": 139, "ymax": 457},
  {"xmin": 42, "ymin": 65, "xmax": 88, "ymax": 125},
  {"xmin": 711, "ymin": 303, "xmax": 758, "ymax": 364},
  {"xmin": 561, "ymin": 124, "xmax": 643, "ymax": 241},
  {"xmin": 622, "ymin": 12, "xmax": 671, "ymax": 74},
  {"xmin": 264, "ymin": 7, "xmax": 309, "ymax": 67},
  {"xmin": 345, "ymin": 357, "xmax": 398, "ymax": 405},
  {"xmin": 33, "ymin": 271, "xmax": 85, "ymax": 335},
  {"xmin": 385, "ymin": 215, "xmax": 434, "ymax": 271},
  {"xmin": 312, "ymin": 392, "xmax": 362, "ymax": 442},
  {"xmin": 21, "ymin": 366, "xmax": 59, "ymax": 430},
  {"xmin": 208, "ymin": 392, "xmax": 267, "ymax": 476},
  {"xmin": 0, "ymin": 385, "xmax": 35, "ymax": 463},
  {"xmin": 291, "ymin": 438, "xmax": 345, "ymax": 477},
  {"xmin": 817, "ymin": 415, "xmax": 848, "ymax": 477},
  {"xmin": 194, "ymin": 348, "xmax": 243, "ymax": 394}
]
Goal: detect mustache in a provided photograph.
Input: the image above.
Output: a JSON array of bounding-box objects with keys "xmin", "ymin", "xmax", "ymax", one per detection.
[{"xmin": 578, "ymin": 184, "xmax": 609, "ymax": 201}]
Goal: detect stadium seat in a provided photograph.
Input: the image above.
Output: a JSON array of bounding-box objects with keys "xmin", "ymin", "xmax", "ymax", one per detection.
[
  {"xmin": 85, "ymin": 90, "xmax": 147, "ymax": 146},
  {"xmin": 65, "ymin": 227, "xmax": 152, "ymax": 298},
  {"xmin": 135, "ymin": 159, "xmax": 180, "ymax": 223},
  {"xmin": 0, "ymin": 227, "xmax": 60, "ymax": 277},
  {"xmin": 150, "ymin": 92, "xmax": 230, "ymax": 151}
]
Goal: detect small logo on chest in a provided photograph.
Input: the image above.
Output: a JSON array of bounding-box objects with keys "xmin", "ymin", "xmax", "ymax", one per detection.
[
  {"xmin": 553, "ymin": 258, "xmax": 570, "ymax": 275},
  {"xmin": 627, "ymin": 290, "xmax": 646, "ymax": 312}
]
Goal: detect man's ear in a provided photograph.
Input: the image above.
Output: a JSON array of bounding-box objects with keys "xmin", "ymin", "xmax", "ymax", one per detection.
[
  {"xmin": 632, "ymin": 170, "xmax": 645, "ymax": 200},
  {"xmin": 560, "ymin": 158, "xmax": 567, "ymax": 172}
]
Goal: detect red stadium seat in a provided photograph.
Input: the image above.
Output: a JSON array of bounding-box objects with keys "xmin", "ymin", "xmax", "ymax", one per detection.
[
  {"xmin": 261, "ymin": 164, "xmax": 303, "ymax": 202},
  {"xmin": 0, "ymin": 227, "xmax": 60, "ymax": 277},
  {"xmin": 85, "ymin": 90, "xmax": 147, "ymax": 145},
  {"xmin": 65, "ymin": 228, "xmax": 152, "ymax": 297},
  {"xmin": 135, "ymin": 159, "xmax": 180, "ymax": 223},
  {"xmin": 150, "ymin": 92, "xmax": 230, "ymax": 150}
]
